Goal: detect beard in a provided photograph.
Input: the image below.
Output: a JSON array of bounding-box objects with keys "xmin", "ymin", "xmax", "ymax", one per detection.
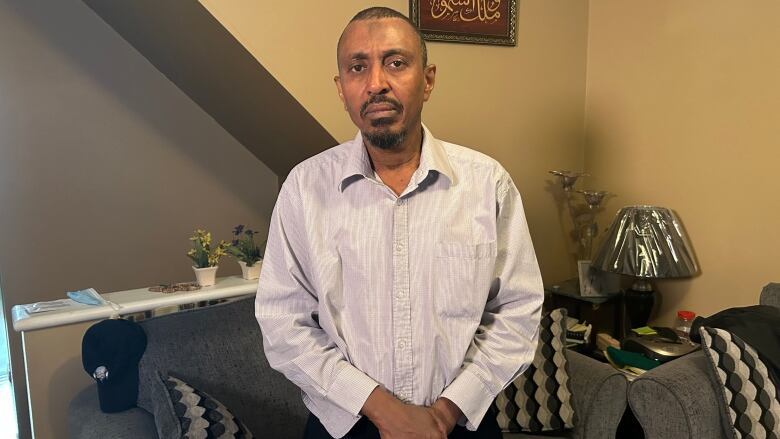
[
  {"xmin": 363, "ymin": 122, "xmax": 407, "ymax": 150},
  {"xmin": 360, "ymin": 95, "xmax": 406, "ymax": 149}
]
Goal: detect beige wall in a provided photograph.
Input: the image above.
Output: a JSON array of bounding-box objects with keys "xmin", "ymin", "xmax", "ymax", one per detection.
[
  {"xmin": 585, "ymin": 1, "xmax": 780, "ymax": 326},
  {"xmin": 200, "ymin": 0, "xmax": 592, "ymax": 284},
  {"xmin": 0, "ymin": 0, "xmax": 278, "ymax": 437}
]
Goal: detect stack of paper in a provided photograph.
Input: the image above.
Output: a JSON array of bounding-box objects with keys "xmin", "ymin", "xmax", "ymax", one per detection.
[{"xmin": 565, "ymin": 317, "xmax": 592, "ymax": 346}]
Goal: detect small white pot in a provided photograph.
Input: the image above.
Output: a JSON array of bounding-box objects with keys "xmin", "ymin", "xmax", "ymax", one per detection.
[
  {"xmin": 193, "ymin": 265, "xmax": 218, "ymax": 287},
  {"xmin": 238, "ymin": 260, "xmax": 262, "ymax": 280}
]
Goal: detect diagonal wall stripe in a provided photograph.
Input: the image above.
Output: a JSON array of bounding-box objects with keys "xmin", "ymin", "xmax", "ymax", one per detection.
[{"xmin": 82, "ymin": 0, "xmax": 336, "ymax": 179}]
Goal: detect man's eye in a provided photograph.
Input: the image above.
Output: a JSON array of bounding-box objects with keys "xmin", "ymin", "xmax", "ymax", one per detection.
[
  {"xmin": 388, "ymin": 60, "xmax": 405, "ymax": 68},
  {"xmin": 350, "ymin": 65, "xmax": 365, "ymax": 72}
]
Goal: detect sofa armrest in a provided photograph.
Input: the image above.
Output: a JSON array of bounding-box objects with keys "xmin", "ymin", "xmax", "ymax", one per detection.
[
  {"xmin": 566, "ymin": 350, "xmax": 627, "ymax": 439},
  {"xmin": 628, "ymin": 350, "xmax": 729, "ymax": 439},
  {"xmin": 69, "ymin": 385, "xmax": 158, "ymax": 439},
  {"xmin": 760, "ymin": 282, "xmax": 780, "ymax": 308}
]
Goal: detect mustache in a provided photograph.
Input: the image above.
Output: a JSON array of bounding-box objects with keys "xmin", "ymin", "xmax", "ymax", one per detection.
[{"xmin": 360, "ymin": 95, "xmax": 403, "ymax": 117}]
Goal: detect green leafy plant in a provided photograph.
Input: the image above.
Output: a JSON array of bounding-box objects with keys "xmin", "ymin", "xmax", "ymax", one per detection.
[
  {"xmin": 227, "ymin": 225, "xmax": 264, "ymax": 266},
  {"xmin": 187, "ymin": 229, "xmax": 230, "ymax": 268}
]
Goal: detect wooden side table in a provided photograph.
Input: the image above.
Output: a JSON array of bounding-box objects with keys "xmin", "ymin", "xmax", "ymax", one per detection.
[{"xmin": 544, "ymin": 278, "xmax": 624, "ymax": 352}]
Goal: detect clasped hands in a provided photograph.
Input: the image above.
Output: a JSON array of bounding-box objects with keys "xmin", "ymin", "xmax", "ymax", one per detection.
[{"xmin": 361, "ymin": 387, "xmax": 463, "ymax": 439}]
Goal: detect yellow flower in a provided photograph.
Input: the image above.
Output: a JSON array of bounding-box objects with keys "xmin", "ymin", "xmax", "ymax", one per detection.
[
  {"xmin": 189, "ymin": 230, "xmax": 230, "ymax": 267},
  {"xmin": 190, "ymin": 229, "xmax": 208, "ymax": 241}
]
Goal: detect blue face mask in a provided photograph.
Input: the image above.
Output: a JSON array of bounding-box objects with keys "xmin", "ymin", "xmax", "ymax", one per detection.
[{"xmin": 67, "ymin": 288, "xmax": 105, "ymax": 306}]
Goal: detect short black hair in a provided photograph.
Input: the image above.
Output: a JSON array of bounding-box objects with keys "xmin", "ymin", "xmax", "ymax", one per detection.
[{"xmin": 338, "ymin": 6, "xmax": 428, "ymax": 67}]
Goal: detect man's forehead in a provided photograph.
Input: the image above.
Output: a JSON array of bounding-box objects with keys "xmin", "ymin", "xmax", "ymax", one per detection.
[{"xmin": 338, "ymin": 18, "xmax": 419, "ymax": 58}]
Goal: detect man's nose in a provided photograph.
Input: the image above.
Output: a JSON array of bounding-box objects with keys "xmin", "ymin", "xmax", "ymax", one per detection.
[{"xmin": 366, "ymin": 66, "xmax": 389, "ymax": 95}]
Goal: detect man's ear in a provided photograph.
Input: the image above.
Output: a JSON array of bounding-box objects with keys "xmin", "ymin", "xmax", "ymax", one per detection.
[
  {"xmin": 423, "ymin": 64, "xmax": 436, "ymax": 101},
  {"xmin": 334, "ymin": 75, "xmax": 346, "ymax": 108}
]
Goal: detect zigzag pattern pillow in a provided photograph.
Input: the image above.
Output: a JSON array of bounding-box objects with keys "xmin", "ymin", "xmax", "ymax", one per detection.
[
  {"xmin": 699, "ymin": 327, "xmax": 780, "ymax": 439},
  {"xmin": 162, "ymin": 374, "xmax": 253, "ymax": 439},
  {"xmin": 494, "ymin": 308, "xmax": 575, "ymax": 433}
]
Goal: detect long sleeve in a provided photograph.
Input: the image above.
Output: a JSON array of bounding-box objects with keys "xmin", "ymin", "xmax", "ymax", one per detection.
[
  {"xmin": 254, "ymin": 177, "xmax": 378, "ymax": 437},
  {"xmin": 440, "ymin": 174, "xmax": 544, "ymax": 430}
]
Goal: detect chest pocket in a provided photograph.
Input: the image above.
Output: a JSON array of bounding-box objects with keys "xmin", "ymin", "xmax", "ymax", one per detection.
[{"xmin": 434, "ymin": 241, "xmax": 497, "ymax": 318}]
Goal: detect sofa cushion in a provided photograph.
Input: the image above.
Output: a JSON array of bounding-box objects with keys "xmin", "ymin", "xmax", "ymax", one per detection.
[
  {"xmin": 699, "ymin": 326, "xmax": 780, "ymax": 439},
  {"xmin": 69, "ymin": 385, "xmax": 159, "ymax": 439},
  {"xmin": 494, "ymin": 308, "xmax": 574, "ymax": 433},
  {"xmin": 135, "ymin": 297, "xmax": 309, "ymax": 438},
  {"xmin": 154, "ymin": 372, "xmax": 253, "ymax": 438}
]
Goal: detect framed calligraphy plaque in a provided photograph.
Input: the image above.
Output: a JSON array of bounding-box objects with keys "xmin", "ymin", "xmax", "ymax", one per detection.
[{"xmin": 410, "ymin": 0, "xmax": 517, "ymax": 46}]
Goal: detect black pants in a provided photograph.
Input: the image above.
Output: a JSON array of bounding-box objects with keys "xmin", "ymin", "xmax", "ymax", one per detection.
[{"xmin": 303, "ymin": 410, "xmax": 502, "ymax": 439}]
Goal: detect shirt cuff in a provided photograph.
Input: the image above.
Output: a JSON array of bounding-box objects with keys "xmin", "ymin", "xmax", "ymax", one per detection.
[
  {"xmin": 327, "ymin": 363, "xmax": 380, "ymax": 417},
  {"xmin": 440, "ymin": 368, "xmax": 496, "ymax": 431}
]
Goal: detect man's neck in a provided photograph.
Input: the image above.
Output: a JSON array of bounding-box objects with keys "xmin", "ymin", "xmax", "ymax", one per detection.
[{"xmin": 364, "ymin": 125, "xmax": 423, "ymax": 196}]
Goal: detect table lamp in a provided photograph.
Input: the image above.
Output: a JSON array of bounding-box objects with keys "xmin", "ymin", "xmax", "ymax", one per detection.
[{"xmin": 591, "ymin": 205, "xmax": 698, "ymax": 329}]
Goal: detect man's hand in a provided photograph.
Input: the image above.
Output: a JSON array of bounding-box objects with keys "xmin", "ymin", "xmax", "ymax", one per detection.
[
  {"xmin": 361, "ymin": 388, "xmax": 447, "ymax": 438},
  {"xmin": 429, "ymin": 397, "xmax": 463, "ymax": 435}
]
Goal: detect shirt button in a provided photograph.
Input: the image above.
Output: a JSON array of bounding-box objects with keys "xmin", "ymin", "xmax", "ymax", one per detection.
[
  {"xmin": 396, "ymin": 290, "xmax": 405, "ymax": 298},
  {"xmin": 397, "ymin": 341, "xmax": 406, "ymax": 349},
  {"xmin": 395, "ymin": 244, "xmax": 403, "ymax": 251}
]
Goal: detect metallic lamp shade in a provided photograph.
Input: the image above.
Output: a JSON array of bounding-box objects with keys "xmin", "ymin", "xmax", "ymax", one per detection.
[{"xmin": 592, "ymin": 205, "xmax": 698, "ymax": 279}]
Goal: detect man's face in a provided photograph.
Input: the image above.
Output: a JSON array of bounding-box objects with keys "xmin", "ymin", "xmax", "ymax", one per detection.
[{"xmin": 335, "ymin": 18, "xmax": 435, "ymax": 149}]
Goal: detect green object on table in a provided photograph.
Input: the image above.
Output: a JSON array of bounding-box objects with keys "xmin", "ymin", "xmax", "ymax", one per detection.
[
  {"xmin": 606, "ymin": 346, "xmax": 661, "ymax": 370},
  {"xmin": 631, "ymin": 326, "xmax": 658, "ymax": 336}
]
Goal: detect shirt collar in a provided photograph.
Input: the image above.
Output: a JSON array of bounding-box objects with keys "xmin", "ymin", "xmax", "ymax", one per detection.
[
  {"xmin": 416, "ymin": 124, "xmax": 456, "ymax": 186},
  {"xmin": 338, "ymin": 130, "xmax": 374, "ymax": 190},
  {"xmin": 338, "ymin": 124, "xmax": 456, "ymax": 191}
]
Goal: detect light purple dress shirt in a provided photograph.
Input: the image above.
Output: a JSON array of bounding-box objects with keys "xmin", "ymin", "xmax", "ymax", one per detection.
[{"xmin": 256, "ymin": 125, "xmax": 543, "ymax": 438}]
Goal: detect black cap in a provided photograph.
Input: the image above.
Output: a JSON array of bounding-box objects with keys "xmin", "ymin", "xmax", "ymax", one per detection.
[{"xmin": 82, "ymin": 319, "xmax": 147, "ymax": 413}]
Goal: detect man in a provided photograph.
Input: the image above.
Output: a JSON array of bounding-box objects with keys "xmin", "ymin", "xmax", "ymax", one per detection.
[{"xmin": 256, "ymin": 7, "xmax": 543, "ymax": 439}]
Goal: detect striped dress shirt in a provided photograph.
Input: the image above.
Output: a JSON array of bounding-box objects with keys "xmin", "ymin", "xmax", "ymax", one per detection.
[{"xmin": 256, "ymin": 125, "xmax": 543, "ymax": 438}]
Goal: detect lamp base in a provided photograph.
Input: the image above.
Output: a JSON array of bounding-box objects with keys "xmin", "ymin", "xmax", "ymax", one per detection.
[{"xmin": 624, "ymin": 279, "xmax": 654, "ymax": 330}]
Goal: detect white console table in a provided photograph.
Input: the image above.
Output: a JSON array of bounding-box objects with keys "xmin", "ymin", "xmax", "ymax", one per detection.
[{"xmin": 11, "ymin": 275, "xmax": 258, "ymax": 332}]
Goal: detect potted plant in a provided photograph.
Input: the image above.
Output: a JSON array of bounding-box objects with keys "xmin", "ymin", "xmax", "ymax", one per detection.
[
  {"xmin": 187, "ymin": 229, "xmax": 230, "ymax": 287},
  {"xmin": 227, "ymin": 225, "xmax": 265, "ymax": 280}
]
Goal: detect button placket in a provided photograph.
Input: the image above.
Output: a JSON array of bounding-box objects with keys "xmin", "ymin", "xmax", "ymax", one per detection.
[{"xmin": 391, "ymin": 199, "xmax": 413, "ymax": 402}]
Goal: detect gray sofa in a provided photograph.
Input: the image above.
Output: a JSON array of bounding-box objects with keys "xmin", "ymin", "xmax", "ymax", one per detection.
[
  {"xmin": 628, "ymin": 282, "xmax": 780, "ymax": 439},
  {"xmin": 69, "ymin": 296, "xmax": 628, "ymax": 439}
]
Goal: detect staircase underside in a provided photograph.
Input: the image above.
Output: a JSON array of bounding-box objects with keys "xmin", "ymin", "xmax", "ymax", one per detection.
[{"xmin": 83, "ymin": 0, "xmax": 336, "ymax": 179}]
